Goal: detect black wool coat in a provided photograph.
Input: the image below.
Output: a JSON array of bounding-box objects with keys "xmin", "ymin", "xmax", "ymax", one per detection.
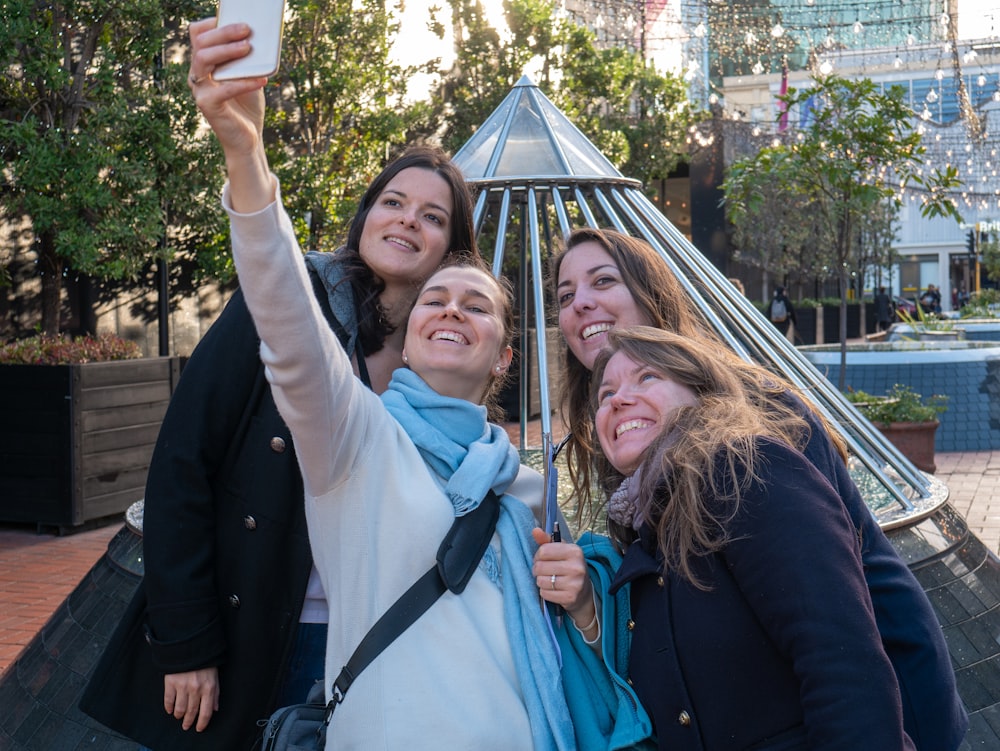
[{"xmin": 81, "ymin": 284, "xmax": 351, "ymax": 751}]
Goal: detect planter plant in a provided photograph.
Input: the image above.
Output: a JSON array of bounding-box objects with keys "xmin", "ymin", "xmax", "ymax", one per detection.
[
  {"xmin": 0, "ymin": 333, "xmax": 179, "ymax": 532},
  {"xmin": 894, "ymin": 305, "xmax": 964, "ymax": 341},
  {"xmin": 845, "ymin": 385, "xmax": 948, "ymax": 473}
]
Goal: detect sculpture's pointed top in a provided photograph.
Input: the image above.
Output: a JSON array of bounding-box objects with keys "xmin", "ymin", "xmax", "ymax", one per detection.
[{"xmin": 453, "ymin": 76, "xmax": 625, "ymax": 181}]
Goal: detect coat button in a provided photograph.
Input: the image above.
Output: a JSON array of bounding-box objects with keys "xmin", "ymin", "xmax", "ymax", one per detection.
[
  {"xmin": 228, "ymin": 594, "xmax": 241, "ymax": 609},
  {"xmin": 270, "ymin": 436, "xmax": 286, "ymax": 453},
  {"xmin": 627, "ymin": 619, "xmax": 635, "ymax": 631},
  {"xmin": 656, "ymin": 576, "xmax": 664, "ymax": 587},
  {"xmin": 243, "ymin": 515, "xmax": 257, "ymax": 530},
  {"xmin": 678, "ymin": 710, "xmax": 691, "ymax": 727}
]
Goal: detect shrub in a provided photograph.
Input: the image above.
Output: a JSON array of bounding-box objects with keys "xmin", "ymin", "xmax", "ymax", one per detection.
[
  {"xmin": 844, "ymin": 384, "xmax": 948, "ymax": 424},
  {"xmin": 0, "ymin": 333, "xmax": 142, "ymax": 365}
]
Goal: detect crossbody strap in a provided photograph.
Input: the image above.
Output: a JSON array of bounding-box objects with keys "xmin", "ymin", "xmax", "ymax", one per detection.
[{"xmin": 319, "ymin": 490, "xmax": 501, "ymax": 736}]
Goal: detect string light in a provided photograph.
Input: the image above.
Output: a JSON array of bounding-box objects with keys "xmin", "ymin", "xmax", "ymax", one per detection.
[{"xmin": 667, "ymin": 0, "xmax": 999, "ymax": 207}]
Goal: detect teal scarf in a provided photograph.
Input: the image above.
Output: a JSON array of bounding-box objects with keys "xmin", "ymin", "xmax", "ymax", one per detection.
[{"xmin": 381, "ymin": 368, "xmax": 576, "ymax": 750}]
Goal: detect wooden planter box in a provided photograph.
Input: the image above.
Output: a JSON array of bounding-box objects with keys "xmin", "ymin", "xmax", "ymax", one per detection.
[
  {"xmin": 0, "ymin": 358, "xmax": 180, "ymax": 531},
  {"xmin": 875, "ymin": 420, "xmax": 939, "ymax": 474}
]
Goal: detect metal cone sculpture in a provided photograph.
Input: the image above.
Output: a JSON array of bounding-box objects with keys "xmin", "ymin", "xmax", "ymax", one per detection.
[{"xmin": 454, "ymin": 75, "xmax": 945, "ymax": 528}]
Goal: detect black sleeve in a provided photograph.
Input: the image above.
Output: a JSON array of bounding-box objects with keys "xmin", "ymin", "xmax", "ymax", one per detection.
[{"xmin": 141, "ymin": 289, "xmax": 264, "ymax": 671}]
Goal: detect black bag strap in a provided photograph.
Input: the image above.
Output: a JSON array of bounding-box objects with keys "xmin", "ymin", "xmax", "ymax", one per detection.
[
  {"xmin": 307, "ymin": 265, "xmax": 371, "ymax": 390},
  {"xmin": 320, "ymin": 490, "xmax": 501, "ymax": 734}
]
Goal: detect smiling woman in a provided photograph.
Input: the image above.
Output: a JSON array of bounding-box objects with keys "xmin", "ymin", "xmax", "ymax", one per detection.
[
  {"xmin": 594, "ymin": 352, "xmax": 698, "ymax": 476},
  {"xmin": 580, "ymin": 326, "xmax": 923, "ymax": 751},
  {"xmin": 402, "ymin": 260, "xmax": 514, "ymax": 410},
  {"xmin": 172, "ymin": 20, "xmax": 587, "ymax": 742}
]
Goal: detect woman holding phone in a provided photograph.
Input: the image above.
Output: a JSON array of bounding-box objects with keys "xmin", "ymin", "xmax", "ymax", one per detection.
[
  {"xmin": 81, "ymin": 19, "xmax": 479, "ymax": 751},
  {"xmin": 171, "ymin": 17, "xmax": 593, "ymax": 749}
]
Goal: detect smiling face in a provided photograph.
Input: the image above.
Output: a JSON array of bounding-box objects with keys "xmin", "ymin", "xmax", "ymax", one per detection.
[
  {"xmin": 403, "ymin": 265, "xmax": 513, "ymax": 403},
  {"xmin": 556, "ymin": 241, "xmax": 653, "ymax": 370},
  {"xmin": 358, "ymin": 167, "xmax": 454, "ymax": 292},
  {"xmin": 595, "ymin": 351, "xmax": 699, "ymax": 475}
]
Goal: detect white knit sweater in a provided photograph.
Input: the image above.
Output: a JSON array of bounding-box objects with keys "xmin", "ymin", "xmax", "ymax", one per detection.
[{"xmin": 225, "ymin": 185, "xmax": 544, "ymax": 750}]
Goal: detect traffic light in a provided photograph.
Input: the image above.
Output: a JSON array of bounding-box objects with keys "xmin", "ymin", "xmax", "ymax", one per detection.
[{"xmin": 967, "ymin": 229, "xmax": 976, "ymax": 256}]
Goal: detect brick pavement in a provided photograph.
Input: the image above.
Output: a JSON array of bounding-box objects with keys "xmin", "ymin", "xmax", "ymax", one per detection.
[
  {"xmin": 935, "ymin": 450, "xmax": 1000, "ymax": 554},
  {"xmin": 0, "ymin": 520, "xmax": 120, "ymax": 675},
  {"xmin": 0, "ymin": 449, "xmax": 997, "ymax": 677}
]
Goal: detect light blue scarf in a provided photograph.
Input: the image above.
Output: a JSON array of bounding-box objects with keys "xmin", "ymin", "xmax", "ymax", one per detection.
[
  {"xmin": 381, "ymin": 368, "xmax": 576, "ymax": 751},
  {"xmin": 380, "ymin": 369, "xmax": 521, "ymax": 512}
]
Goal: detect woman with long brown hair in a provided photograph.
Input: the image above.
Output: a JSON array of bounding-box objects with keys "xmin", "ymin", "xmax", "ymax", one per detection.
[
  {"xmin": 548, "ymin": 227, "xmax": 965, "ymax": 751},
  {"xmin": 585, "ymin": 326, "xmax": 912, "ymax": 750}
]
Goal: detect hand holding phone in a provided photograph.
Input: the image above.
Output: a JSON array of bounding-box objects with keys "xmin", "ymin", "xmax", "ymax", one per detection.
[{"xmin": 213, "ymin": 0, "xmax": 286, "ymax": 81}]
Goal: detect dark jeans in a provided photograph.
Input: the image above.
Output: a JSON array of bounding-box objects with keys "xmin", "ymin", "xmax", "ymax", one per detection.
[{"xmin": 274, "ymin": 621, "xmax": 328, "ymax": 707}]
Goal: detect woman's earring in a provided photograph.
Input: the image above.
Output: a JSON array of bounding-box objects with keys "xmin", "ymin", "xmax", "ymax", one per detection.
[{"xmin": 402, "ymin": 353, "xmax": 408, "ymax": 364}]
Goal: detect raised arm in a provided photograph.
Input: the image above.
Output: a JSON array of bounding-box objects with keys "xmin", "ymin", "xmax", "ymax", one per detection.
[{"xmin": 189, "ymin": 18, "xmax": 372, "ymax": 495}]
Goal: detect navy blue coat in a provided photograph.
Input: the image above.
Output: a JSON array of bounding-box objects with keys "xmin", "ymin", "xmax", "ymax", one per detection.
[
  {"xmin": 611, "ymin": 439, "xmax": 916, "ymax": 751},
  {"xmin": 786, "ymin": 393, "xmax": 966, "ymax": 751}
]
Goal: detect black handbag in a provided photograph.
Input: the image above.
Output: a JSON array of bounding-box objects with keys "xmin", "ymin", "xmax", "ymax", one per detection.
[{"xmin": 257, "ymin": 489, "xmax": 500, "ymax": 751}]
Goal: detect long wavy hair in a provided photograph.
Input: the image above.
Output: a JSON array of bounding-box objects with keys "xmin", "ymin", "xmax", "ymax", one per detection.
[
  {"xmin": 592, "ymin": 327, "xmax": 811, "ymax": 587},
  {"xmin": 550, "ymin": 228, "xmax": 719, "ymax": 522},
  {"xmin": 338, "ymin": 146, "xmax": 476, "ymax": 355},
  {"xmin": 550, "ymin": 227, "xmax": 846, "ymax": 526}
]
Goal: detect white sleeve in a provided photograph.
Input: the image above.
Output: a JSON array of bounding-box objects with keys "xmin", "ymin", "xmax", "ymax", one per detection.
[{"xmin": 223, "ymin": 180, "xmax": 376, "ymax": 496}]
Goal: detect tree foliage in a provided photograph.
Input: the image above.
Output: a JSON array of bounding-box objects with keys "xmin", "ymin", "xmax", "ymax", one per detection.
[
  {"xmin": 722, "ymin": 75, "xmax": 962, "ymax": 387},
  {"xmin": 0, "ymin": 0, "xmax": 225, "ymax": 335},
  {"xmin": 2, "ymin": 0, "xmax": 703, "ymax": 337},
  {"xmin": 433, "ymin": 0, "xmax": 701, "ymax": 187}
]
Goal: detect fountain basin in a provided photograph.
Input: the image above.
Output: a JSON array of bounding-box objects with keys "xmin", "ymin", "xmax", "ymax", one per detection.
[{"xmin": 800, "ymin": 341, "xmax": 1000, "ymax": 451}]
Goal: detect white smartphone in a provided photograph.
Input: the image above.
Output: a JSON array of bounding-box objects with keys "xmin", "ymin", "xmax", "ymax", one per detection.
[{"xmin": 213, "ymin": 0, "xmax": 286, "ymax": 81}]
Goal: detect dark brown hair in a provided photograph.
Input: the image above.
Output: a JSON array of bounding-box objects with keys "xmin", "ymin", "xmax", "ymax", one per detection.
[{"xmin": 339, "ymin": 146, "xmax": 476, "ymax": 355}]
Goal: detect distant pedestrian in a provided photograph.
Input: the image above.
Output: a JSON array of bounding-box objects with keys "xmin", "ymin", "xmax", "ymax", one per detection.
[
  {"xmin": 767, "ymin": 285, "xmax": 796, "ymax": 337},
  {"xmin": 875, "ymin": 286, "xmax": 894, "ymax": 332},
  {"xmin": 919, "ymin": 287, "xmax": 934, "ymax": 314},
  {"xmin": 931, "ymin": 285, "xmax": 942, "ymax": 314}
]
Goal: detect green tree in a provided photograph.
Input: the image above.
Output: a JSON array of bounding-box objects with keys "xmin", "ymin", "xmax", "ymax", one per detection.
[
  {"xmin": 722, "ymin": 75, "xmax": 962, "ymax": 388},
  {"xmin": 0, "ymin": 0, "xmax": 223, "ymax": 335},
  {"xmin": 722, "ymin": 147, "xmax": 827, "ymax": 298},
  {"xmin": 266, "ymin": 0, "xmax": 424, "ymax": 252},
  {"xmin": 432, "ymin": 0, "xmax": 702, "ymax": 189}
]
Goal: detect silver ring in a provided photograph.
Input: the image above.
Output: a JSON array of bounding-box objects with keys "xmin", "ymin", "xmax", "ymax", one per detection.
[
  {"xmin": 550, "ymin": 574, "xmax": 557, "ymax": 591},
  {"xmin": 189, "ymin": 73, "xmax": 209, "ymax": 86}
]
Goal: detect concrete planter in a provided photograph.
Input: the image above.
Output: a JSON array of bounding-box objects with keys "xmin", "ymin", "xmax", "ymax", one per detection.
[
  {"xmin": 0, "ymin": 358, "xmax": 180, "ymax": 531},
  {"xmin": 874, "ymin": 420, "xmax": 939, "ymax": 473}
]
